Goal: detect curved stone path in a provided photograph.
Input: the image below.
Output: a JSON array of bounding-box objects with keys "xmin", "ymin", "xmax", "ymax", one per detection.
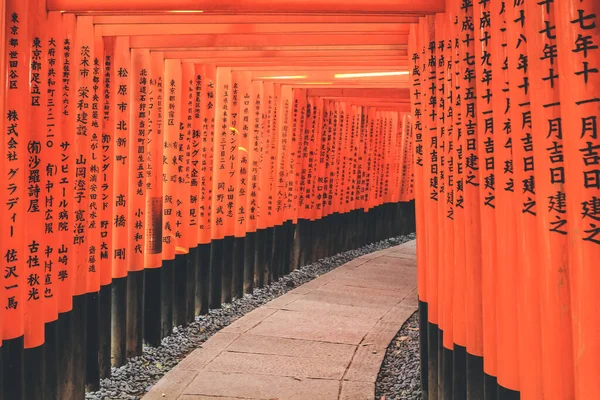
[{"xmin": 144, "ymin": 240, "xmax": 417, "ymax": 400}]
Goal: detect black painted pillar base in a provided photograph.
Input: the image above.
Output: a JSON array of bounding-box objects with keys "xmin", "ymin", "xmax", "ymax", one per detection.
[
  {"xmin": 368, "ymin": 207, "xmax": 377, "ymax": 243},
  {"xmin": 357, "ymin": 210, "xmax": 367, "ymax": 248},
  {"xmin": 362, "ymin": 209, "xmax": 370, "ymax": 245},
  {"xmin": 111, "ymin": 277, "xmax": 127, "ymax": 367},
  {"xmin": 160, "ymin": 260, "xmax": 174, "ymax": 339},
  {"xmin": 327, "ymin": 214, "xmax": 336, "ymax": 255},
  {"xmin": 378, "ymin": 205, "xmax": 385, "ymax": 241},
  {"xmin": 409, "ymin": 200, "xmax": 416, "ymax": 232},
  {"xmin": 341, "ymin": 212, "xmax": 347, "ymax": 250},
  {"xmin": 187, "ymin": 247, "xmax": 199, "ymax": 322},
  {"xmin": 232, "ymin": 237, "xmax": 245, "ymax": 299},
  {"xmin": 144, "ymin": 267, "xmax": 162, "ymax": 347},
  {"xmin": 354, "ymin": 210, "xmax": 360, "ymax": 245},
  {"xmin": 372, "ymin": 207, "xmax": 378, "ymax": 242},
  {"xmin": 209, "ymin": 239, "xmax": 224, "ymax": 309},
  {"xmin": 342, "ymin": 212, "xmax": 351, "ymax": 252},
  {"xmin": 57, "ymin": 311, "xmax": 73, "ymax": 400},
  {"xmin": 126, "ymin": 270, "xmax": 144, "ymax": 358},
  {"xmin": 365, "ymin": 209, "xmax": 373, "ymax": 245},
  {"xmin": 442, "ymin": 345, "xmax": 453, "ymax": 400},
  {"xmin": 437, "ymin": 330, "xmax": 444, "ymax": 399},
  {"xmin": 45, "ymin": 320, "xmax": 59, "ymax": 400},
  {"xmin": 297, "ymin": 220, "xmax": 309, "ymax": 268},
  {"xmin": 467, "ymin": 353, "xmax": 485, "ymax": 400},
  {"xmin": 347, "ymin": 211, "xmax": 354, "ymax": 251},
  {"xmin": 383, "ymin": 204, "xmax": 392, "ymax": 240},
  {"xmin": 243, "ymin": 232, "xmax": 256, "ymax": 295},
  {"xmin": 392, "ymin": 202, "xmax": 399, "ymax": 237},
  {"xmin": 280, "ymin": 223, "xmax": 289, "ymax": 277},
  {"xmin": 264, "ymin": 228, "xmax": 274, "ymax": 286},
  {"xmin": 453, "ymin": 345, "xmax": 467, "ymax": 400},
  {"xmin": 72, "ymin": 294, "xmax": 87, "ymax": 400},
  {"xmin": 254, "ymin": 229, "xmax": 266, "ymax": 288},
  {"xmin": 329, "ymin": 214, "xmax": 337, "ymax": 256},
  {"xmin": 485, "ymin": 374, "xmax": 499, "ymax": 400},
  {"xmin": 387, "ymin": 203, "xmax": 395, "ymax": 238},
  {"xmin": 320, "ymin": 216, "xmax": 330, "ymax": 259},
  {"xmin": 394, "ymin": 203, "xmax": 402, "ymax": 237},
  {"xmin": 335, "ymin": 213, "xmax": 345, "ymax": 254},
  {"xmin": 222, "ymin": 236, "xmax": 234, "ymax": 304},
  {"xmin": 283, "ymin": 221, "xmax": 294, "ymax": 275},
  {"xmin": 370, "ymin": 207, "xmax": 377, "ymax": 243},
  {"xmin": 289, "ymin": 223, "xmax": 301, "ymax": 272},
  {"xmin": 24, "ymin": 344, "xmax": 45, "ymax": 400},
  {"xmin": 327, "ymin": 214, "xmax": 335, "ymax": 255},
  {"xmin": 174, "ymin": 254, "xmax": 189, "ymax": 328},
  {"xmin": 309, "ymin": 219, "xmax": 320, "ymax": 263},
  {"xmin": 197, "ymin": 244, "xmax": 211, "ymax": 315},
  {"xmin": 319, "ymin": 217, "xmax": 328, "ymax": 260},
  {"xmin": 326, "ymin": 215, "xmax": 334, "ymax": 257},
  {"xmin": 419, "ymin": 301, "xmax": 429, "ymax": 397},
  {"xmin": 3, "ymin": 336, "xmax": 24, "ymax": 400},
  {"xmin": 498, "ymin": 385, "xmax": 520, "ymax": 400},
  {"xmin": 98, "ymin": 284, "xmax": 112, "ymax": 379},
  {"xmin": 271, "ymin": 225, "xmax": 283, "ymax": 282},
  {"xmin": 427, "ymin": 322, "xmax": 439, "ymax": 400},
  {"xmin": 86, "ymin": 291, "xmax": 100, "ymax": 392}
]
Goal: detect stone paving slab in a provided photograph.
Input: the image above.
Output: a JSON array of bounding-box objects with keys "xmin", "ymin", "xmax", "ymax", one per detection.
[
  {"xmin": 300, "ymin": 285, "xmax": 402, "ymax": 310},
  {"xmin": 204, "ymin": 350, "xmax": 349, "ymax": 380},
  {"xmin": 144, "ymin": 240, "xmax": 417, "ymax": 400},
  {"xmin": 382, "ymin": 252, "xmax": 417, "ymax": 260},
  {"xmin": 247, "ymin": 309, "xmax": 377, "ymax": 345},
  {"xmin": 340, "ymin": 381, "xmax": 376, "ymax": 400},
  {"xmin": 226, "ymin": 335, "xmax": 356, "ymax": 361},
  {"xmin": 280, "ymin": 298, "xmax": 389, "ymax": 320},
  {"xmin": 182, "ymin": 371, "xmax": 341, "ymax": 399}
]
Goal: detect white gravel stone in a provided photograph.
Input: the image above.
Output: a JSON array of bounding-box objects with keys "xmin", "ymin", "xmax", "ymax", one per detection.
[{"xmin": 375, "ymin": 311, "xmax": 422, "ymax": 400}]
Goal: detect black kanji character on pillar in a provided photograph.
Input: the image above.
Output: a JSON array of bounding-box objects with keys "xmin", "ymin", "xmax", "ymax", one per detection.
[
  {"xmin": 581, "ymin": 116, "xmax": 598, "ymax": 139},
  {"xmin": 573, "ymin": 34, "xmax": 598, "ymax": 58},
  {"xmin": 575, "ymin": 62, "xmax": 598, "ymax": 84},
  {"xmin": 571, "ymin": 9, "xmax": 597, "ymax": 30}
]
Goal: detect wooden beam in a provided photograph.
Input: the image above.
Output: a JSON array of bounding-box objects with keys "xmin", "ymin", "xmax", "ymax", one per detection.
[
  {"xmin": 307, "ymin": 88, "xmax": 409, "ymax": 98},
  {"xmin": 221, "ymin": 62, "xmax": 407, "ymax": 68},
  {"xmin": 174, "ymin": 57, "xmax": 408, "ymax": 64},
  {"xmin": 247, "ymin": 71, "xmax": 408, "ymax": 82},
  {"xmin": 96, "ymin": 22, "xmax": 411, "ymax": 36},
  {"xmin": 323, "ymin": 96, "xmax": 410, "ymax": 102},
  {"xmin": 178, "ymin": 59, "xmax": 407, "ymax": 66},
  {"xmin": 202, "ymin": 61, "xmax": 408, "ymax": 68},
  {"xmin": 48, "ymin": 0, "xmax": 445, "ymax": 14},
  {"xmin": 349, "ymin": 101, "xmax": 410, "ymax": 107},
  {"xmin": 153, "ymin": 44, "xmax": 407, "ymax": 51},
  {"xmin": 91, "ymin": 14, "xmax": 420, "ymax": 24},
  {"xmin": 161, "ymin": 49, "xmax": 407, "ymax": 58},
  {"xmin": 256, "ymin": 79, "xmax": 408, "ymax": 86},
  {"xmin": 346, "ymin": 101, "xmax": 411, "ymax": 111},
  {"xmin": 231, "ymin": 65, "xmax": 406, "ymax": 70},
  {"xmin": 129, "ymin": 34, "xmax": 408, "ymax": 48},
  {"xmin": 283, "ymin": 83, "xmax": 410, "ymax": 88}
]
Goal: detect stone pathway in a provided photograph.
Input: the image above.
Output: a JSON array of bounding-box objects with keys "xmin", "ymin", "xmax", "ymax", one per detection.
[{"xmin": 144, "ymin": 240, "xmax": 417, "ymax": 400}]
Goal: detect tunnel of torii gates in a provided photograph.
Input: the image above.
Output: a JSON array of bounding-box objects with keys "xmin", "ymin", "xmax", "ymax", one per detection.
[{"xmin": 0, "ymin": 0, "xmax": 598, "ymax": 399}]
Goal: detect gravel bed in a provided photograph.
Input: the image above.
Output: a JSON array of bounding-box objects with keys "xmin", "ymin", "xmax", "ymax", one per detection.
[
  {"xmin": 86, "ymin": 233, "xmax": 416, "ymax": 400},
  {"xmin": 375, "ymin": 311, "xmax": 422, "ymax": 400}
]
